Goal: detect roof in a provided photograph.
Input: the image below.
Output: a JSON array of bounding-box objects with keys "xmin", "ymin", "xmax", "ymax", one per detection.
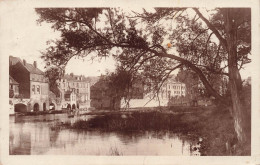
[
  {"xmin": 23, "ymin": 63, "xmax": 44, "ymax": 75},
  {"xmin": 10, "ymin": 56, "xmax": 44, "ymax": 75},
  {"xmin": 9, "ymin": 56, "xmax": 22, "ymax": 65},
  {"xmin": 164, "ymin": 76, "xmax": 185, "ymax": 85},
  {"xmin": 9, "ymin": 76, "xmax": 19, "ymax": 85},
  {"xmin": 62, "ymin": 74, "xmax": 90, "ymax": 82}
]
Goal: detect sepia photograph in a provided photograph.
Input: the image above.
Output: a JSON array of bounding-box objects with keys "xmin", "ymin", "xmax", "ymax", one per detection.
[{"xmin": 1, "ymin": 0, "xmax": 260, "ymax": 164}]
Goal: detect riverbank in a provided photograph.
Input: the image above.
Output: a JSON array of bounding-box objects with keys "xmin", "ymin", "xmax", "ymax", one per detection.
[
  {"xmin": 13, "ymin": 110, "xmax": 66, "ymax": 116},
  {"xmin": 64, "ymin": 105, "xmax": 250, "ymax": 156},
  {"xmin": 12, "ymin": 108, "xmax": 89, "ymax": 116}
]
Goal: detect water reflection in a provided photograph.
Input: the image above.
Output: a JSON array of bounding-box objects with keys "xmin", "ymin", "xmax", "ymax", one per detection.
[{"xmin": 9, "ymin": 114, "xmax": 200, "ymax": 155}]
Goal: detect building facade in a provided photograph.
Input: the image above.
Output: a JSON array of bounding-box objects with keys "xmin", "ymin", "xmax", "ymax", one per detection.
[
  {"xmin": 121, "ymin": 78, "xmax": 186, "ymax": 108},
  {"xmin": 9, "ymin": 75, "xmax": 19, "ymax": 114},
  {"xmin": 58, "ymin": 74, "xmax": 91, "ymax": 110},
  {"xmin": 9, "ymin": 56, "xmax": 49, "ymax": 112},
  {"xmin": 9, "ymin": 76, "xmax": 19, "ymax": 98},
  {"xmin": 159, "ymin": 80, "xmax": 186, "ymax": 99}
]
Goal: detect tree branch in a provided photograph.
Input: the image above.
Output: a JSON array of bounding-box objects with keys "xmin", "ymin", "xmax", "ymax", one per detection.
[
  {"xmin": 193, "ymin": 8, "xmax": 228, "ymax": 49},
  {"xmin": 145, "ymin": 50, "xmax": 227, "ymax": 104},
  {"xmin": 143, "ymin": 64, "xmax": 183, "ymax": 107}
]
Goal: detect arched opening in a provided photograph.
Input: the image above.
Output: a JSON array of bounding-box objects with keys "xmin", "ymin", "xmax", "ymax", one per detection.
[
  {"xmin": 33, "ymin": 103, "xmax": 39, "ymax": 112},
  {"xmin": 14, "ymin": 104, "xmax": 27, "ymax": 113},
  {"xmin": 76, "ymin": 103, "xmax": 79, "ymax": 109},
  {"xmin": 43, "ymin": 103, "xmax": 46, "ymax": 111},
  {"xmin": 72, "ymin": 104, "xmax": 76, "ymax": 110},
  {"xmin": 50, "ymin": 103, "xmax": 55, "ymax": 110},
  {"xmin": 67, "ymin": 104, "xmax": 71, "ymax": 110}
]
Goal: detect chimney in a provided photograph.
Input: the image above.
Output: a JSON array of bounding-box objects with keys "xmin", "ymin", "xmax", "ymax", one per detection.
[
  {"xmin": 33, "ymin": 61, "xmax": 37, "ymax": 68},
  {"xmin": 23, "ymin": 59, "xmax": 26, "ymax": 66}
]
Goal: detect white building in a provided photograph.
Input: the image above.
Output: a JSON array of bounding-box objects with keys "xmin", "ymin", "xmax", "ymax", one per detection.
[
  {"xmin": 121, "ymin": 78, "xmax": 186, "ymax": 108},
  {"xmin": 58, "ymin": 74, "xmax": 91, "ymax": 109}
]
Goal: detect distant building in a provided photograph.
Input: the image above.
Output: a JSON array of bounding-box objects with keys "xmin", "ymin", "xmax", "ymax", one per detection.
[
  {"xmin": 58, "ymin": 74, "xmax": 91, "ymax": 109},
  {"xmin": 159, "ymin": 79, "xmax": 186, "ymax": 99},
  {"xmin": 9, "ymin": 56, "xmax": 49, "ymax": 112},
  {"xmin": 91, "ymin": 75, "xmax": 186, "ymax": 109},
  {"xmin": 121, "ymin": 78, "xmax": 186, "ymax": 108}
]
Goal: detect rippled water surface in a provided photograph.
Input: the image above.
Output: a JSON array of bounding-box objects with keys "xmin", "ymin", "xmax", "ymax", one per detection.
[{"xmin": 9, "ymin": 114, "xmax": 200, "ymax": 155}]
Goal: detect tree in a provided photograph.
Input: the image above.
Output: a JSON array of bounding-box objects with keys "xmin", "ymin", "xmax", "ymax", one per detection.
[
  {"xmin": 176, "ymin": 67, "xmax": 228, "ymax": 102},
  {"xmin": 44, "ymin": 66, "xmax": 64, "ymax": 97},
  {"xmin": 105, "ymin": 67, "xmax": 133, "ymax": 109},
  {"xmin": 35, "ymin": 8, "xmax": 251, "ymax": 145},
  {"xmin": 176, "ymin": 68, "xmax": 201, "ymax": 100}
]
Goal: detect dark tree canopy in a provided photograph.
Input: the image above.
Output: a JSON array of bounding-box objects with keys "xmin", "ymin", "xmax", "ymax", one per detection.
[
  {"xmin": 36, "ymin": 8, "xmax": 251, "ymax": 144},
  {"xmin": 44, "ymin": 66, "xmax": 64, "ymax": 97},
  {"xmin": 36, "ymin": 8, "xmax": 250, "ymax": 100}
]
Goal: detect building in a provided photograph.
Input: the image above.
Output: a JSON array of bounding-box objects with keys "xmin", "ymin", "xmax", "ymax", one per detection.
[
  {"xmin": 58, "ymin": 73, "xmax": 91, "ymax": 109},
  {"xmin": 9, "ymin": 75, "xmax": 19, "ymax": 98},
  {"xmin": 9, "ymin": 75, "xmax": 20, "ymax": 115},
  {"xmin": 121, "ymin": 78, "xmax": 186, "ymax": 108},
  {"xmin": 9, "ymin": 56, "xmax": 49, "ymax": 112},
  {"xmin": 90, "ymin": 74, "xmax": 186, "ymax": 109},
  {"xmin": 90, "ymin": 75, "xmax": 187, "ymax": 109},
  {"xmin": 159, "ymin": 79, "xmax": 186, "ymax": 99}
]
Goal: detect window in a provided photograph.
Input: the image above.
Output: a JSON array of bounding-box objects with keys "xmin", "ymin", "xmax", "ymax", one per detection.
[
  {"xmin": 36, "ymin": 85, "xmax": 40, "ymax": 94},
  {"xmin": 32, "ymin": 85, "xmax": 35, "ymax": 94},
  {"xmin": 14, "ymin": 86, "xmax": 18, "ymax": 92}
]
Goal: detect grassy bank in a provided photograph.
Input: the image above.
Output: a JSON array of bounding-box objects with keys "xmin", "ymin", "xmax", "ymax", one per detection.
[{"xmin": 69, "ymin": 106, "xmax": 250, "ymax": 156}]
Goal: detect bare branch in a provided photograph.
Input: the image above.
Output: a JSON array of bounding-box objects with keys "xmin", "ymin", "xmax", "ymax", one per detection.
[
  {"xmin": 193, "ymin": 8, "xmax": 228, "ymax": 49},
  {"xmin": 143, "ymin": 63, "xmax": 183, "ymax": 107}
]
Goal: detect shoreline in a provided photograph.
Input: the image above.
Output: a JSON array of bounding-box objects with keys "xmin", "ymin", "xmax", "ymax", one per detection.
[{"xmin": 54, "ymin": 105, "xmax": 250, "ymax": 156}]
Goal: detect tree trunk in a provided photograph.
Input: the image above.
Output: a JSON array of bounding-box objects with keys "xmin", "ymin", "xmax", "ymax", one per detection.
[{"xmin": 224, "ymin": 8, "xmax": 247, "ymax": 143}]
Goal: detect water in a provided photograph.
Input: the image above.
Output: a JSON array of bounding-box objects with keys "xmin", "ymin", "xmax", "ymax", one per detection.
[{"xmin": 9, "ymin": 114, "xmax": 200, "ymax": 155}]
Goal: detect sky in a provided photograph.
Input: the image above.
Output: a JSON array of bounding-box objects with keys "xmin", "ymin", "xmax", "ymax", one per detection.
[
  {"xmin": 1, "ymin": 5, "xmax": 251, "ymax": 79},
  {"xmin": 2, "ymin": 5, "xmax": 116, "ymax": 77}
]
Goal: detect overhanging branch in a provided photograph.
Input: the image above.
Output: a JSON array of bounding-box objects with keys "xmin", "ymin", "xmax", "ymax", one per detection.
[{"xmin": 193, "ymin": 8, "xmax": 228, "ymax": 49}]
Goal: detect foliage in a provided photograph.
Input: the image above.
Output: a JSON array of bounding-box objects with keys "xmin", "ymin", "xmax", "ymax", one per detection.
[
  {"xmin": 91, "ymin": 68, "xmax": 143, "ymax": 110},
  {"xmin": 105, "ymin": 67, "xmax": 132, "ymax": 99},
  {"xmin": 176, "ymin": 68, "xmax": 228, "ymax": 101},
  {"xmin": 35, "ymin": 8, "xmax": 250, "ymax": 102},
  {"xmin": 44, "ymin": 66, "xmax": 64, "ymax": 97},
  {"xmin": 36, "ymin": 8, "xmax": 251, "ymax": 143}
]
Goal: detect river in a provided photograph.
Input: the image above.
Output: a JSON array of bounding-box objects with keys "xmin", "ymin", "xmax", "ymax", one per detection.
[{"xmin": 9, "ymin": 114, "xmax": 200, "ymax": 155}]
